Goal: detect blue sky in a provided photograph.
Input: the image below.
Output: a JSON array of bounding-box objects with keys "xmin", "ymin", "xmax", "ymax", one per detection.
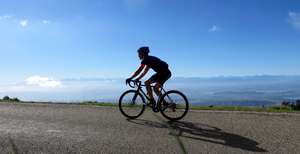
[{"xmin": 1, "ymin": 0, "xmax": 300, "ymax": 86}]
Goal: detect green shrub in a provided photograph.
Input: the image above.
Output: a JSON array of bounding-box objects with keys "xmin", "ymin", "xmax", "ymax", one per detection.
[
  {"xmin": 280, "ymin": 100, "xmax": 300, "ymax": 111},
  {"xmin": 291, "ymin": 100, "xmax": 300, "ymax": 110},
  {"xmin": 1, "ymin": 96, "xmax": 21, "ymax": 102},
  {"xmin": 3, "ymin": 96, "xmax": 10, "ymax": 101},
  {"xmin": 11, "ymin": 98, "xmax": 20, "ymax": 102}
]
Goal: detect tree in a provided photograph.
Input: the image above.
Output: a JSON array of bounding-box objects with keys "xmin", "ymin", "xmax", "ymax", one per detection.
[
  {"xmin": 11, "ymin": 98, "xmax": 20, "ymax": 102},
  {"xmin": 3, "ymin": 96, "xmax": 10, "ymax": 101},
  {"xmin": 281, "ymin": 101, "xmax": 290, "ymax": 107},
  {"xmin": 295, "ymin": 100, "xmax": 300, "ymax": 110}
]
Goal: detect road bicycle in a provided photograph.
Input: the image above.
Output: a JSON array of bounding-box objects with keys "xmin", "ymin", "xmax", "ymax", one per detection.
[{"xmin": 119, "ymin": 80, "xmax": 189, "ymax": 121}]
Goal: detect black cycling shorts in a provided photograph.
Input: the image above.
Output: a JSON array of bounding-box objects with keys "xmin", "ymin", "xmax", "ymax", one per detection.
[{"xmin": 149, "ymin": 69, "xmax": 172, "ymax": 85}]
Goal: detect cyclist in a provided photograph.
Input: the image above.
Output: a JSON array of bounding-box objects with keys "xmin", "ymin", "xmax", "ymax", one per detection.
[{"xmin": 126, "ymin": 46, "xmax": 172, "ymax": 107}]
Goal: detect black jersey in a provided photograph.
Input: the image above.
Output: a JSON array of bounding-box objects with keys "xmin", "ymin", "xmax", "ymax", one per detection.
[{"xmin": 141, "ymin": 56, "xmax": 169, "ymax": 72}]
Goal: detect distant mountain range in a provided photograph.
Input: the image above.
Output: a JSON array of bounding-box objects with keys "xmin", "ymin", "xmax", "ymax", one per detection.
[{"xmin": 1, "ymin": 75, "xmax": 300, "ymax": 106}]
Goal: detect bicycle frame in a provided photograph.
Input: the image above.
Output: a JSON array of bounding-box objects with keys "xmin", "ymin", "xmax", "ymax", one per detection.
[{"xmin": 131, "ymin": 81, "xmax": 172, "ymax": 105}]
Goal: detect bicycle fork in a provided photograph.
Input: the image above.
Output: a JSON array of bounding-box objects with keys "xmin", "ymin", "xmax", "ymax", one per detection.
[{"xmin": 131, "ymin": 83, "xmax": 142, "ymax": 105}]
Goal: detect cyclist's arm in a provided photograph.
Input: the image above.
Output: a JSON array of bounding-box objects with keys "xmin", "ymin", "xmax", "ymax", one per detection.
[
  {"xmin": 136, "ymin": 65, "xmax": 150, "ymax": 80},
  {"xmin": 128, "ymin": 64, "xmax": 145, "ymax": 79}
]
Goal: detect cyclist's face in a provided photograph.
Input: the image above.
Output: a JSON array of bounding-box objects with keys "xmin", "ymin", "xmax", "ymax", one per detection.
[{"xmin": 138, "ymin": 53, "xmax": 144, "ymax": 60}]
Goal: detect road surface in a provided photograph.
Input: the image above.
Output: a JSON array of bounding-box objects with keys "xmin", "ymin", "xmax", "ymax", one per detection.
[{"xmin": 0, "ymin": 102, "xmax": 299, "ymax": 154}]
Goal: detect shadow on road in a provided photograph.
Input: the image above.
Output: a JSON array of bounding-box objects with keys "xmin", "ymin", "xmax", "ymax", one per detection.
[
  {"xmin": 127, "ymin": 119, "xmax": 267, "ymax": 153},
  {"xmin": 127, "ymin": 118, "xmax": 169, "ymax": 128}
]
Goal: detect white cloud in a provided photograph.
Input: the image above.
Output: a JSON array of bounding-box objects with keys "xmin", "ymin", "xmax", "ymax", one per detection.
[
  {"xmin": 25, "ymin": 76, "xmax": 62, "ymax": 88},
  {"xmin": 208, "ymin": 25, "xmax": 221, "ymax": 32},
  {"xmin": 1, "ymin": 15, "xmax": 53, "ymax": 27},
  {"xmin": 19, "ymin": 19, "xmax": 28, "ymax": 27},
  {"xmin": 42, "ymin": 20, "xmax": 50, "ymax": 24},
  {"xmin": 288, "ymin": 11, "xmax": 300, "ymax": 30}
]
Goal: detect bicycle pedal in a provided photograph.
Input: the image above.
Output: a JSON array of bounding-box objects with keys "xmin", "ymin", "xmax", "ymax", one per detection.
[{"xmin": 152, "ymin": 107, "xmax": 159, "ymax": 112}]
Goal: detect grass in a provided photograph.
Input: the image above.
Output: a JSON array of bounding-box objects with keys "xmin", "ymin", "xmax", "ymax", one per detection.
[
  {"xmin": 1, "ymin": 100, "xmax": 298, "ymax": 113},
  {"xmin": 190, "ymin": 105, "xmax": 296, "ymax": 113},
  {"xmin": 83, "ymin": 101, "xmax": 300, "ymax": 113},
  {"xmin": 79, "ymin": 101, "xmax": 298, "ymax": 113}
]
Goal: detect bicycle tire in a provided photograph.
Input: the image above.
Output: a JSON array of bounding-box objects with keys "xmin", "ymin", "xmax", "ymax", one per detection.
[
  {"xmin": 158, "ymin": 90, "xmax": 189, "ymax": 121},
  {"xmin": 119, "ymin": 90, "xmax": 146, "ymax": 119}
]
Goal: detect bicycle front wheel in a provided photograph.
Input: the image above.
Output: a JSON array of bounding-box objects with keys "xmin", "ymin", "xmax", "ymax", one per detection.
[
  {"xmin": 158, "ymin": 90, "xmax": 189, "ymax": 121},
  {"xmin": 119, "ymin": 90, "xmax": 146, "ymax": 119}
]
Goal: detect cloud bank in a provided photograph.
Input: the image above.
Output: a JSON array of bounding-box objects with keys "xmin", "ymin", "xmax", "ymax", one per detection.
[{"xmin": 25, "ymin": 76, "xmax": 62, "ymax": 88}]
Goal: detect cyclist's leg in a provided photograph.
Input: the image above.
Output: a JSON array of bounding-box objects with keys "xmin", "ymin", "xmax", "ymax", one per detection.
[
  {"xmin": 153, "ymin": 82, "xmax": 162, "ymax": 96},
  {"xmin": 154, "ymin": 70, "xmax": 172, "ymax": 96},
  {"xmin": 145, "ymin": 80, "xmax": 153, "ymax": 100},
  {"xmin": 145, "ymin": 74, "xmax": 158, "ymax": 102},
  {"xmin": 154, "ymin": 70, "xmax": 172, "ymax": 107}
]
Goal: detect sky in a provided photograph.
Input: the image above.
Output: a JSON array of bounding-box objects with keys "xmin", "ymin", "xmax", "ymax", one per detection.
[{"xmin": 0, "ymin": 0, "xmax": 300, "ymax": 91}]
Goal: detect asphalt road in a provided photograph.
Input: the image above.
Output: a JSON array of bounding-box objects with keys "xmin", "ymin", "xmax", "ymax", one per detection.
[{"xmin": 0, "ymin": 102, "xmax": 299, "ymax": 154}]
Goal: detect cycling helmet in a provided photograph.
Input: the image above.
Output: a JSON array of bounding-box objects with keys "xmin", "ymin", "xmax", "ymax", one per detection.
[{"xmin": 137, "ymin": 46, "xmax": 150, "ymax": 55}]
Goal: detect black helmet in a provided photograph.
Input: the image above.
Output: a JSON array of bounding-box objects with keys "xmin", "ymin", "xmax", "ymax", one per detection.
[{"xmin": 137, "ymin": 46, "xmax": 150, "ymax": 55}]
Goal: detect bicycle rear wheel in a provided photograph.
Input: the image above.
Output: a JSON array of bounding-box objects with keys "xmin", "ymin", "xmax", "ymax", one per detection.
[
  {"xmin": 158, "ymin": 90, "xmax": 189, "ymax": 121},
  {"xmin": 119, "ymin": 90, "xmax": 146, "ymax": 119}
]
